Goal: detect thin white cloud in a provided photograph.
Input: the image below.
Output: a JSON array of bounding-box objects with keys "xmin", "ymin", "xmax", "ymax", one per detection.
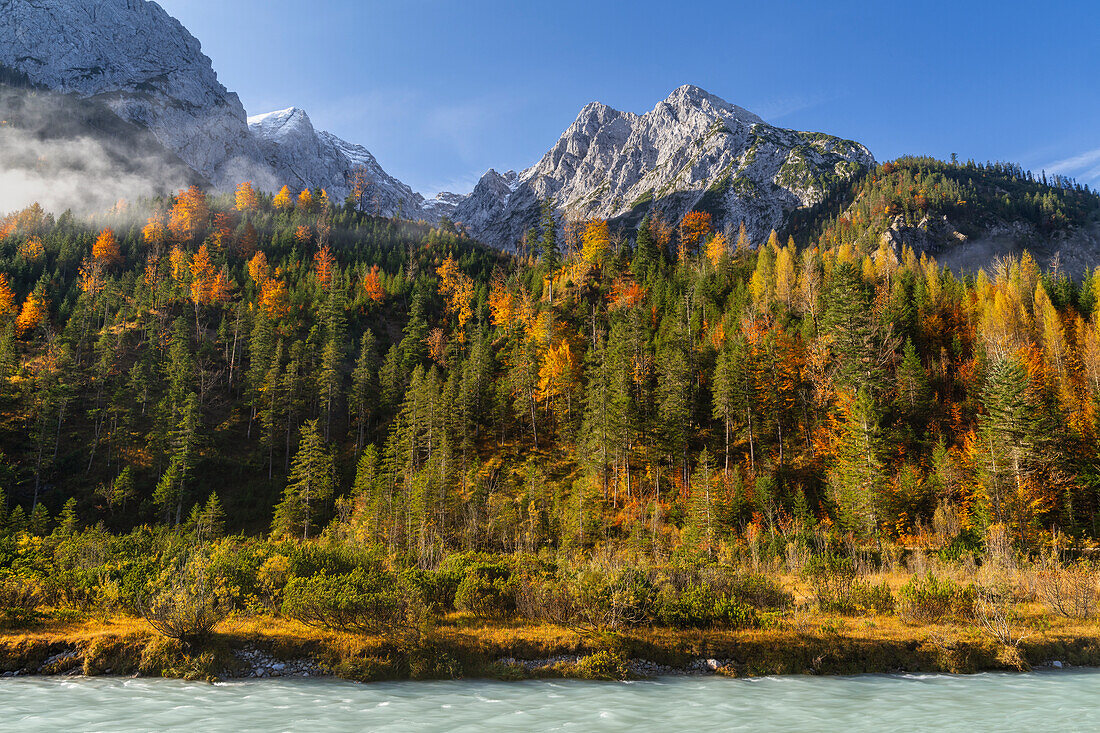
[
  {"xmin": 1044, "ymin": 147, "xmax": 1100, "ymax": 180},
  {"xmin": 752, "ymin": 91, "xmax": 840, "ymax": 122}
]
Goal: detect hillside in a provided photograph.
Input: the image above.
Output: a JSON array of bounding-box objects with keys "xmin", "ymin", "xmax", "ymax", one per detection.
[
  {"xmin": 0, "ymin": 167, "xmax": 1097, "ymax": 553},
  {"xmin": 786, "ymin": 156, "xmax": 1100, "ymax": 276}
]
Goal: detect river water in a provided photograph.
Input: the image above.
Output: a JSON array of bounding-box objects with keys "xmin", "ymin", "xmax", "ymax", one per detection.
[{"xmin": 1, "ymin": 670, "xmax": 1096, "ymax": 731}]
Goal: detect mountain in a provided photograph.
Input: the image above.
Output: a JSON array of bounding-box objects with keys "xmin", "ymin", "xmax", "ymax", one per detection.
[
  {"xmin": 247, "ymin": 107, "xmax": 423, "ymax": 219},
  {"xmin": 0, "ymin": 0, "xmax": 268, "ymax": 189},
  {"xmin": 0, "ymin": 80, "xmax": 205, "ymax": 214},
  {"xmin": 0, "ymin": 2, "xmax": 878, "ymax": 248},
  {"xmin": 452, "ymin": 169, "xmax": 519, "ymax": 234},
  {"xmin": 459, "ymin": 85, "xmax": 874, "ymax": 249}
]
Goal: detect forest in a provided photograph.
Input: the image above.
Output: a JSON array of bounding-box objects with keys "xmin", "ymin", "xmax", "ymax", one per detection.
[{"xmin": 2, "ymin": 158, "xmax": 1100, "ymax": 679}]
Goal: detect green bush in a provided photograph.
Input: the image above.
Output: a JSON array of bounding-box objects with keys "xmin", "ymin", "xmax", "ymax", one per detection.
[
  {"xmin": 802, "ymin": 554, "xmax": 892, "ymax": 614},
  {"xmin": 897, "ymin": 573, "xmax": 975, "ymax": 624},
  {"xmin": 139, "ymin": 553, "xmax": 233, "ymax": 645},
  {"xmin": 454, "ymin": 563, "xmax": 516, "ymax": 619},
  {"xmin": 0, "ymin": 607, "xmax": 44, "ymax": 630},
  {"xmin": 282, "ymin": 567, "xmax": 415, "ymax": 639},
  {"xmin": 724, "ymin": 573, "xmax": 793, "ymax": 611},
  {"xmin": 848, "ymin": 581, "xmax": 895, "ymax": 614},
  {"xmin": 574, "ymin": 650, "xmax": 631, "ymax": 680},
  {"xmin": 656, "ymin": 584, "xmax": 759, "ymax": 629}
]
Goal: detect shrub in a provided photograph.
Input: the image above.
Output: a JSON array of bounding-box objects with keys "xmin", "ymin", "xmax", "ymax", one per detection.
[
  {"xmin": 1036, "ymin": 560, "xmax": 1097, "ymax": 619},
  {"xmin": 802, "ymin": 554, "xmax": 893, "ymax": 615},
  {"xmin": 0, "ymin": 577, "xmax": 43, "ymax": 611},
  {"xmin": 723, "ymin": 573, "xmax": 793, "ymax": 611},
  {"xmin": 656, "ymin": 584, "xmax": 759, "ymax": 629},
  {"xmin": 0, "ymin": 607, "xmax": 44, "ymax": 630},
  {"xmin": 849, "ymin": 582, "xmax": 895, "ymax": 614},
  {"xmin": 282, "ymin": 567, "xmax": 425, "ymax": 644},
  {"xmin": 897, "ymin": 573, "xmax": 975, "ymax": 624},
  {"xmin": 454, "ymin": 563, "xmax": 516, "ymax": 619},
  {"xmin": 802, "ymin": 553, "xmax": 856, "ymax": 612},
  {"xmin": 568, "ymin": 566, "xmax": 654, "ymax": 632},
  {"xmin": 138, "ymin": 553, "xmax": 232, "ymax": 645},
  {"xmin": 574, "ymin": 650, "xmax": 631, "ymax": 680}
]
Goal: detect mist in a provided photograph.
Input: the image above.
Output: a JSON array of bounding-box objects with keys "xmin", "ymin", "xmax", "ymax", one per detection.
[{"xmin": 0, "ymin": 85, "xmax": 202, "ymax": 217}]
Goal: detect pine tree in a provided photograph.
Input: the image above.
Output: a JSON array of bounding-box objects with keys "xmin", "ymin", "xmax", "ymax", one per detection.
[
  {"xmin": 692, "ymin": 448, "xmax": 724, "ymax": 554},
  {"xmin": 273, "ymin": 419, "xmax": 334, "ymax": 539}
]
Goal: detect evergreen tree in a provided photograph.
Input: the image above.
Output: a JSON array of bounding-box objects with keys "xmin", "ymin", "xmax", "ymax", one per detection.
[{"xmin": 273, "ymin": 419, "xmax": 334, "ymax": 539}]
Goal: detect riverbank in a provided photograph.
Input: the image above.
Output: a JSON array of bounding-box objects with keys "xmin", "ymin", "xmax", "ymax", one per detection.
[{"xmin": 3, "ymin": 605, "xmax": 1098, "ymax": 683}]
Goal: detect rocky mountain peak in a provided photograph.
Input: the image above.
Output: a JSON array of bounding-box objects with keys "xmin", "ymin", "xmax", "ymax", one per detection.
[
  {"xmin": 248, "ymin": 108, "xmax": 314, "ymax": 140},
  {"xmin": 462, "ymin": 85, "xmax": 874, "ymax": 250},
  {"xmin": 0, "ymin": 0, "xmax": 265, "ymax": 188},
  {"xmin": 660, "ymin": 84, "xmax": 764, "ymax": 127}
]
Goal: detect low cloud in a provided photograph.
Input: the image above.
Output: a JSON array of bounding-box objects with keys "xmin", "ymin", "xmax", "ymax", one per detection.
[{"xmin": 0, "ymin": 88, "xmax": 197, "ymax": 217}]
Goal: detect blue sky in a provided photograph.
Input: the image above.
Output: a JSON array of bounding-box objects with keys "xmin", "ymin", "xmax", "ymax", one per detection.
[{"xmin": 157, "ymin": 0, "xmax": 1100, "ymax": 196}]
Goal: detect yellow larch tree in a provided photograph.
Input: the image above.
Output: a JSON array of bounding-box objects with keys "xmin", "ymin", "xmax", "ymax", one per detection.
[
  {"xmin": 0, "ymin": 275, "xmax": 16, "ymax": 318},
  {"xmin": 16, "ymin": 292, "xmax": 47, "ymax": 336},
  {"xmin": 705, "ymin": 232, "xmax": 728, "ymax": 269},
  {"xmin": 273, "ymin": 186, "xmax": 293, "ymax": 212},
  {"xmin": 168, "ymin": 185, "xmax": 209, "ymax": 243},
  {"xmin": 235, "ymin": 181, "xmax": 259, "ymax": 212},
  {"xmin": 436, "ymin": 256, "xmax": 475, "ymax": 333},
  {"xmin": 248, "ymin": 251, "xmax": 270, "ymax": 286},
  {"xmin": 297, "ymin": 189, "xmax": 314, "ymax": 214},
  {"xmin": 580, "ymin": 219, "xmax": 611, "ymax": 265}
]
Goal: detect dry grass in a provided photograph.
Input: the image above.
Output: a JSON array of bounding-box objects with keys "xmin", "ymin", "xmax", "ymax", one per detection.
[{"xmin": 4, "ymin": 565, "xmax": 1100, "ymax": 680}]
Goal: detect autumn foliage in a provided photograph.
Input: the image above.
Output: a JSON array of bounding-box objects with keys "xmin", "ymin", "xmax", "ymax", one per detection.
[
  {"xmin": 235, "ymin": 181, "xmax": 259, "ymax": 212},
  {"xmin": 168, "ymin": 186, "xmax": 209, "ymax": 243},
  {"xmin": 93, "ymin": 229, "xmax": 122, "ymax": 266},
  {"xmin": 362, "ymin": 265, "xmax": 385, "ymax": 304},
  {"xmin": 15, "ymin": 292, "xmax": 46, "ymax": 336}
]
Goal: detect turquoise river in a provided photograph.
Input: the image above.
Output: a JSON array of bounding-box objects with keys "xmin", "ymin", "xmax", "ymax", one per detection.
[{"xmin": 1, "ymin": 670, "xmax": 1097, "ymax": 731}]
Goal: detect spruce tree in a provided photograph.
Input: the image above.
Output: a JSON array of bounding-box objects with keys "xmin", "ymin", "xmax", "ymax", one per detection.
[{"xmin": 273, "ymin": 419, "xmax": 334, "ymax": 539}]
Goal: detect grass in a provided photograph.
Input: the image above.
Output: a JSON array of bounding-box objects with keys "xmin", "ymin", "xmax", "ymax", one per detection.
[{"xmin": 4, "ymin": 583, "xmax": 1100, "ymax": 682}]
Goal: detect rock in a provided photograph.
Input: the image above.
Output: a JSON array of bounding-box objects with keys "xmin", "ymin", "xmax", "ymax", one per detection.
[
  {"xmin": 0, "ymin": 0, "xmax": 268, "ymax": 189},
  {"xmin": 248, "ymin": 107, "xmax": 425, "ymax": 218},
  {"xmin": 462, "ymin": 84, "xmax": 873, "ymax": 250}
]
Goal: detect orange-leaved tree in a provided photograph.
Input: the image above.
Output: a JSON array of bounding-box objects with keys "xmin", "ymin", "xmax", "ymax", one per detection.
[
  {"xmin": 679, "ymin": 211, "xmax": 712, "ymax": 259},
  {"xmin": 314, "ymin": 244, "xmax": 336, "ymax": 289},
  {"xmin": 248, "ymin": 251, "xmax": 270, "ymax": 286},
  {"xmin": 436, "ymin": 256, "xmax": 474, "ymax": 333},
  {"xmin": 0, "ymin": 274, "xmax": 16, "ymax": 318},
  {"xmin": 17, "ymin": 236, "xmax": 44, "ymax": 261},
  {"xmin": 168, "ymin": 185, "xmax": 209, "ymax": 243},
  {"xmin": 93, "ymin": 228, "xmax": 122, "ymax": 266},
  {"xmin": 259, "ymin": 278, "xmax": 290, "ymax": 320},
  {"xmin": 16, "ymin": 292, "xmax": 47, "ymax": 337},
  {"xmin": 142, "ymin": 213, "xmax": 168, "ymax": 251},
  {"xmin": 363, "ymin": 265, "xmax": 385, "ymax": 304}
]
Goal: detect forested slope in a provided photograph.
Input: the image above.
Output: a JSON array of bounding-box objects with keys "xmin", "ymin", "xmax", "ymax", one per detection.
[{"xmin": 0, "ymin": 160, "xmax": 1099, "ymax": 560}]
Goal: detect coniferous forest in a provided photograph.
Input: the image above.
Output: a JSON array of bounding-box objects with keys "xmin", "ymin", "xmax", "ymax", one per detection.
[{"xmin": 3, "ymin": 157, "xmax": 1100, "ymax": 680}]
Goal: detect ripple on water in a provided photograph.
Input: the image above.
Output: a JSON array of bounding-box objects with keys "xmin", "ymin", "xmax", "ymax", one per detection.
[{"xmin": 1, "ymin": 671, "xmax": 1100, "ymax": 732}]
